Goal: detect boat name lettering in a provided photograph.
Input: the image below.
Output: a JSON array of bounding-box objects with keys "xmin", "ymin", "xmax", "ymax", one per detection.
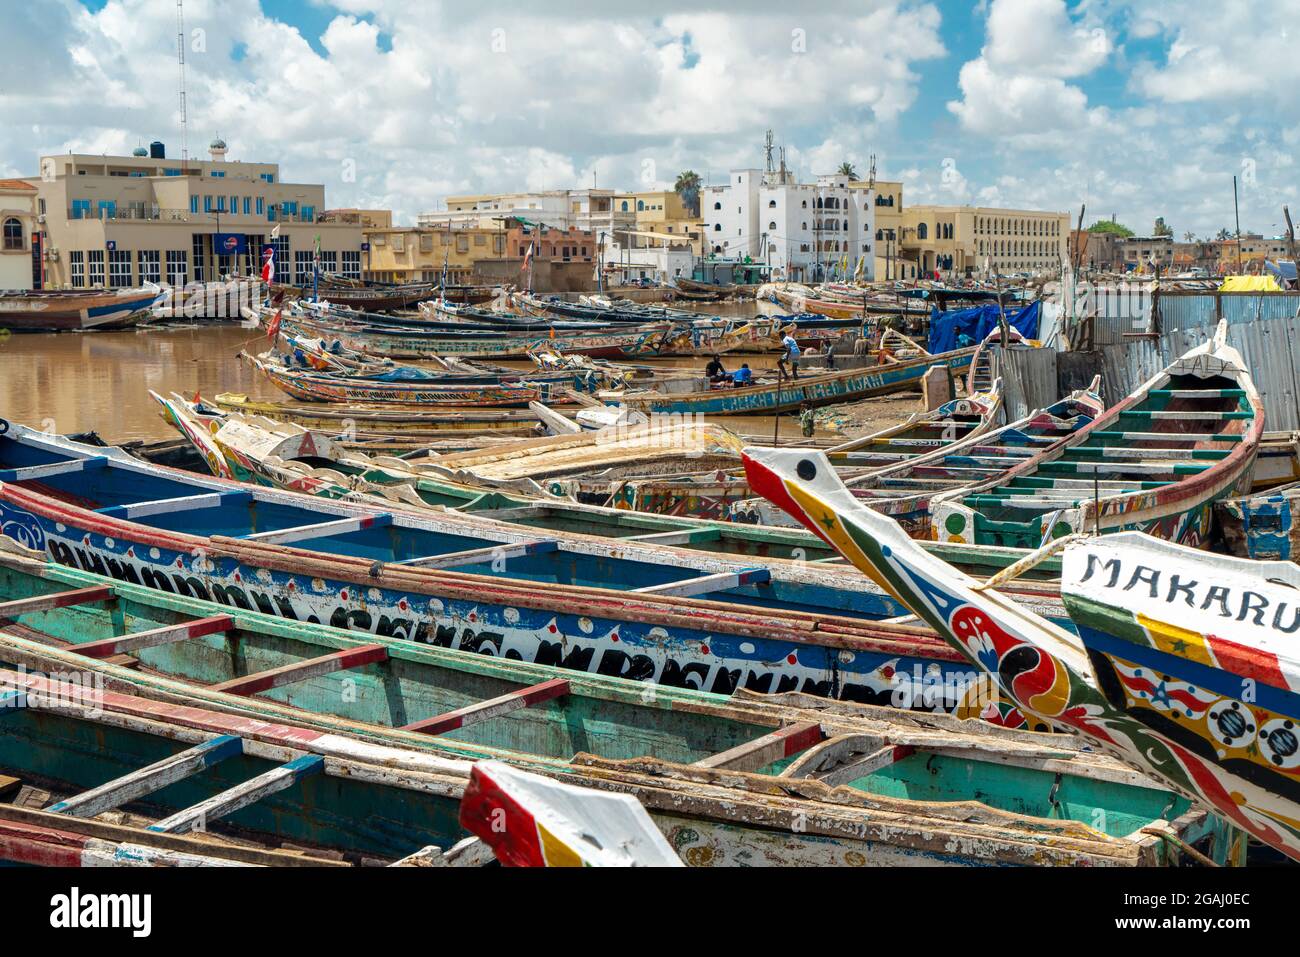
[{"xmin": 1076, "ymin": 551, "xmax": 1300, "ymax": 632}]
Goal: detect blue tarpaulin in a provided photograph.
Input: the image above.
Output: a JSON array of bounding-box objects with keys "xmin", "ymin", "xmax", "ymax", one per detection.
[{"xmin": 927, "ymin": 300, "xmax": 1040, "ymax": 354}]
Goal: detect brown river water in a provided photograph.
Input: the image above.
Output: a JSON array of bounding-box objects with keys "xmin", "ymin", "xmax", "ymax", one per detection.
[{"xmin": 0, "ymin": 320, "xmax": 816, "ymax": 445}]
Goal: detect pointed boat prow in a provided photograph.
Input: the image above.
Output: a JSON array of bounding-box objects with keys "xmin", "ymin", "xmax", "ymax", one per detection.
[{"xmin": 744, "ymin": 442, "xmax": 1300, "ymax": 862}]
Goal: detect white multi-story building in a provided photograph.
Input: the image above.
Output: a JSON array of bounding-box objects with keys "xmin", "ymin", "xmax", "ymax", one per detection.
[
  {"xmin": 419, "ymin": 190, "xmax": 634, "ymax": 235},
  {"xmin": 700, "ymin": 170, "xmax": 875, "ymax": 283}
]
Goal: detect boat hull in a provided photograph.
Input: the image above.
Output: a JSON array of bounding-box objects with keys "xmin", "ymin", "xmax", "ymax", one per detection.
[
  {"xmin": 0, "ymin": 290, "xmax": 158, "ymax": 332},
  {"xmin": 622, "ymin": 348, "xmax": 976, "ymax": 416}
]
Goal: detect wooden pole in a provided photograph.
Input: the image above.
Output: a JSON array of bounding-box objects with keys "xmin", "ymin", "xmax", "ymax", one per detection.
[
  {"xmin": 1284, "ymin": 206, "xmax": 1298, "ymax": 289},
  {"xmin": 1233, "ymin": 176, "xmax": 1243, "ymax": 274}
]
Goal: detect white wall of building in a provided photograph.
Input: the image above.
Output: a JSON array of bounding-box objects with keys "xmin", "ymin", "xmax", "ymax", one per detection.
[{"xmin": 700, "ymin": 171, "xmax": 875, "ymax": 282}]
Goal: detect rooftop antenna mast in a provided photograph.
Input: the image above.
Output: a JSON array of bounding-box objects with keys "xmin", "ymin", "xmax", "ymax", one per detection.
[
  {"xmin": 868, "ymin": 153, "xmax": 877, "ymax": 188},
  {"xmin": 176, "ymin": 0, "xmax": 189, "ymax": 171},
  {"xmin": 764, "ymin": 129, "xmax": 775, "ymax": 175}
]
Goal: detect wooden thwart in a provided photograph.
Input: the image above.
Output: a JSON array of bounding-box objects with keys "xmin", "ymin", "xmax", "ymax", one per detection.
[
  {"xmin": 74, "ymin": 614, "xmax": 234, "ymax": 660},
  {"xmin": 210, "ymin": 644, "xmax": 388, "ymax": 696},
  {"xmin": 46, "ymin": 734, "xmax": 245, "ymax": 818},
  {"xmin": 396, "ymin": 539, "xmax": 558, "ymax": 570},
  {"xmin": 0, "ymin": 457, "xmax": 107, "ymax": 483},
  {"xmin": 401, "ymin": 678, "xmax": 570, "ymax": 735},
  {"xmin": 634, "ymin": 567, "xmax": 770, "ymax": 598},
  {"xmin": 148, "ymin": 754, "xmax": 325, "ymax": 835},
  {"xmin": 241, "ymin": 513, "xmax": 392, "ymax": 546},
  {"xmin": 0, "ymin": 586, "xmax": 114, "ymax": 620},
  {"xmin": 694, "ymin": 720, "xmax": 825, "ymax": 772}
]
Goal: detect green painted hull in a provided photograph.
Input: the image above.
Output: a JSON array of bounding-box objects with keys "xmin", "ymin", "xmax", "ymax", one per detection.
[{"xmin": 0, "ymin": 555, "xmax": 1241, "ymax": 865}]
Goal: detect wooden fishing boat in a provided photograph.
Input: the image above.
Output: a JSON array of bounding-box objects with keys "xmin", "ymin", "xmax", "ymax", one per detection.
[
  {"xmin": 156, "ymin": 394, "xmax": 1068, "ymax": 582},
  {"xmin": 271, "ymin": 282, "xmax": 435, "ymax": 312},
  {"xmin": 0, "ymin": 287, "xmax": 160, "ymax": 332},
  {"xmin": 1216, "ymin": 477, "xmax": 1300, "ymax": 560},
  {"xmin": 0, "ymin": 550, "xmax": 1241, "ymax": 866},
  {"xmin": 765, "ymin": 284, "xmax": 928, "ymax": 320},
  {"xmin": 614, "ymin": 343, "xmax": 977, "ymax": 416},
  {"xmin": 511, "ymin": 292, "xmax": 699, "ymax": 325},
  {"xmin": 291, "ymin": 314, "xmax": 675, "ymax": 361},
  {"xmin": 740, "ymin": 443, "xmax": 1292, "ymax": 862},
  {"xmin": 0, "ymin": 420, "xmax": 995, "ymax": 707},
  {"xmin": 211, "ymin": 392, "xmax": 550, "ymax": 438},
  {"xmin": 929, "ymin": 323, "xmax": 1263, "ymax": 549},
  {"xmin": 966, "ymin": 327, "xmax": 1035, "ymax": 395},
  {"xmin": 460, "ymin": 762, "xmax": 682, "ymax": 866},
  {"xmin": 827, "ymin": 378, "xmax": 1005, "ymax": 464},
  {"xmin": 674, "ymin": 277, "xmax": 757, "ymax": 300},
  {"xmin": 242, "ymin": 351, "xmax": 544, "ymax": 408},
  {"xmin": 543, "ymin": 384, "xmax": 1004, "ymax": 521}
]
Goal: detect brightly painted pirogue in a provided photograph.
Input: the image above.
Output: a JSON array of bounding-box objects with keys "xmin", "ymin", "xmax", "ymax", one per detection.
[
  {"xmin": 1216, "ymin": 478, "xmax": 1300, "ymax": 560},
  {"xmin": 242, "ymin": 351, "xmax": 545, "ymax": 407},
  {"xmin": 0, "ymin": 549, "xmax": 1242, "ymax": 865},
  {"xmin": 614, "ymin": 343, "xmax": 979, "ymax": 416},
  {"xmin": 0, "ymin": 420, "xmax": 997, "ymax": 710},
  {"xmin": 287, "ymin": 311, "xmax": 675, "ymax": 361},
  {"xmin": 0, "ymin": 287, "xmax": 160, "ymax": 332},
  {"xmin": 930, "ymin": 323, "xmax": 1263, "ymax": 549},
  {"xmin": 212, "ymin": 392, "xmax": 551, "ymax": 439},
  {"xmin": 152, "ymin": 392, "xmax": 1066, "ymax": 581},
  {"xmin": 741, "ymin": 443, "xmax": 1300, "ymax": 862},
  {"xmin": 730, "ymin": 377, "xmax": 1103, "ymax": 536}
]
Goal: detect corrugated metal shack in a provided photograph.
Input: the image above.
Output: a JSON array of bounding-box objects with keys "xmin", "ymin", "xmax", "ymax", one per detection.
[{"xmin": 1010, "ymin": 289, "xmax": 1300, "ymax": 429}]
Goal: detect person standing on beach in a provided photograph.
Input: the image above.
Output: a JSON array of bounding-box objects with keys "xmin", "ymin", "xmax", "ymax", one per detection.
[{"xmin": 778, "ymin": 331, "xmax": 801, "ymax": 379}]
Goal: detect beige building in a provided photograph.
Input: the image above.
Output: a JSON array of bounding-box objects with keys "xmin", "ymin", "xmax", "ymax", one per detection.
[
  {"xmin": 321, "ymin": 208, "xmax": 393, "ymax": 230},
  {"xmin": 0, "ymin": 178, "xmax": 38, "ymax": 289},
  {"xmin": 419, "ymin": 189, "xmax": 634, "ymax": 241},
  {"xmin": 900, "ymin": 205, "xmax": 1069, "ymax": 278},
  {"xmin": 851, "ymin": 179, "xmax": 914, "ymax": 279},
  {"xmin": 363, "ymin": 224, "xmax": 508, "ymax": 285},
  {"xmin": 27, "ymin": 140, "xmax": 364, "ymax": 290},
  {"xmin": 1218, "ymin": 234, "xmax": 1297, "ymax": 272},
  {"xmin": 613, "ymin": 190, "xmax": 703, "ymax": 255}
]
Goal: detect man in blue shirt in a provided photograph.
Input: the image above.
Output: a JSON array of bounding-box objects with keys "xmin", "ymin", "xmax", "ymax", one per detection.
[
  {"xmin": 731, "ymin": 363, "xmax": 753, "ymax": 386},
  {"xmin": 778, "ymin": 332, "xmax": 801, "ymax": 380}
]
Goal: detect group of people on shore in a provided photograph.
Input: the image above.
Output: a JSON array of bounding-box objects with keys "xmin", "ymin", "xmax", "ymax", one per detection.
[{"xmin": 706, "ymin": 331, "xmax": 828, "ymax": 388}]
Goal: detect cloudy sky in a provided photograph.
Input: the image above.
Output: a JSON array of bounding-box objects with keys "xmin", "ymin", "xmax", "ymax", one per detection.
[{"xmin": 2, "ymin": 0, "xmax": 1297, "ymax": 238}]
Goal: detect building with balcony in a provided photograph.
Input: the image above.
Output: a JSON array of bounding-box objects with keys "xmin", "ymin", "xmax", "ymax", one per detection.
[
  {"xmin": 418, "ymin": 189, "xmax": 634, "ymax": 244},
  {"xmin": 0, "ymin": 178, "xmax": 38, "ymax": 289},
  {"xmin": 25, "ymin": 140, "xmax": 366, "ymax": 289},
  {"xmin": 699, "ymin": 170, "xmax": 876, "ymax": 283}
]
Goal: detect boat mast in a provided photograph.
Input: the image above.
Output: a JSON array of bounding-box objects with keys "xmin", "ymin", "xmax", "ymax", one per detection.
[{"xmin": 176, "ymin": 0, "xmax": 188, "ymax": 173}]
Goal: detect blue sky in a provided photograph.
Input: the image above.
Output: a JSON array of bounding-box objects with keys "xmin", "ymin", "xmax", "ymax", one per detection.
[{"xmin": 4, "ymin": 0, "xmax": 1297, "ymax": 237}]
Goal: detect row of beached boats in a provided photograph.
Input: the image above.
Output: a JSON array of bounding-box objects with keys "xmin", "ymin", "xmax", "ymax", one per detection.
[
  {"xmin": 0, "ymin": 419, "xmax": 1256, "ymax": 866},
  {"xmin": 2, "ymin": 284, "xmax": 1295, "ymax": 864},
  {"xmin": 220, "ymin": 314, "xmax": 1272, "ymax": 566}
]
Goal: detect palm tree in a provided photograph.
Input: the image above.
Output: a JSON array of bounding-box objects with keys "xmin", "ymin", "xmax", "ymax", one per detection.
[
  {"xmin": 837, "ymin": 161, "xmax": 859, "ymax": 179},
  {"xmin": 1183, "ymin": 231, "xmax": 1196, "ymax": 243},
  {"xmin": 674, "ymin": 170, "xmax": 702, "ymax": 218}
]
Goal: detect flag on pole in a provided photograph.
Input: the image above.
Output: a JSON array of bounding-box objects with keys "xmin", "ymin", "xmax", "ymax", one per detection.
[
  {"xmin": 521, "ymin": 241, "xmax": 534, "ymax": 273},
  {"xmin": 266, "ymin": 309, "xmax": 282, "ymax": 341},
  {"xmin": 270, "ymin": 223, "xmax": 281, "ymax": 240},
  {"xmin": 261, "ymin": 246, "xmax": 275, "ymax": 284}
]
